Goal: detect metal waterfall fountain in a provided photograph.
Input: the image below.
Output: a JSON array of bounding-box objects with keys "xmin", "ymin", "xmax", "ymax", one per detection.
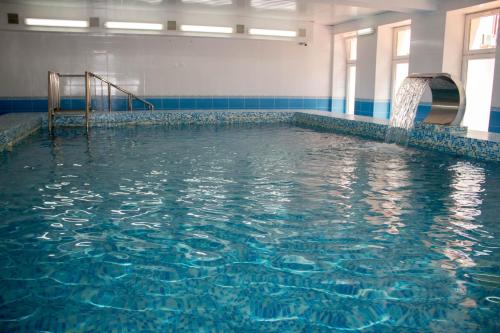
[{"xmin": 385, "ymin": 73, "xmax": 466, "ymax": 145}]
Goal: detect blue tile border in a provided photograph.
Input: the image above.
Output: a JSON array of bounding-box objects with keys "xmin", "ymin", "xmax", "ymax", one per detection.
[
  {"xmin": 2, "ymin": 95, "xmax": 498, "ymax": 136},
  {"xmin": 0, "ymin": 96, "xmax": 336, "ymax": 114}
]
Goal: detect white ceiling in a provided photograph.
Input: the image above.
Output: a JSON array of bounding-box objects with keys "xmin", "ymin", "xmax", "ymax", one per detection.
[{"xmin": 0, "ymin": 0, "xmax": 440, "ymax": 25}]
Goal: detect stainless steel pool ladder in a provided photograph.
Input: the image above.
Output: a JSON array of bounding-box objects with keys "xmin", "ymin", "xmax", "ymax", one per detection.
[{"xmin": 48, "ymin": 71, "xmax": 154, "ymax": 133}]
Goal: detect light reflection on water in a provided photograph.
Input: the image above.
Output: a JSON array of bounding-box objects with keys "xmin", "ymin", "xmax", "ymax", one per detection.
[{"xmin": 0, "ymin": 124, "xmax": 499, "ymax": 332}]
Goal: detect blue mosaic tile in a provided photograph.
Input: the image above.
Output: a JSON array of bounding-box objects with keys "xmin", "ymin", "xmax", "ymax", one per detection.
[
  {"xmin": 49, "ymin": 110, "xmax": 295, "ymax": 128},
  {"xmin": 2, "ymin": 109, "xmax": 498, "ymax": 162}
]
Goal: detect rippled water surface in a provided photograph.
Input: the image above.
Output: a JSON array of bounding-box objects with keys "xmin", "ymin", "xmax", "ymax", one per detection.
[{"xmin": 0, "ymin": 124, "xmax": 499, "ymax": 332}]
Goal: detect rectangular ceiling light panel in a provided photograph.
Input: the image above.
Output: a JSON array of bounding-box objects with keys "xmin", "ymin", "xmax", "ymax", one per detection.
[
  {"xmin": 357, "ymin": 28, "xmax": 374, "ymax": 36},
  {"xmin": 248, "ymin": 28, "xmax": 297, "ymax": 37},
  {"xmin": 182, "ymin": 0, "xmax": 232, "ymax": 5},
  {"xmin": 180, "ymin": 25, "xmax": 233, "ymax": 33},
  {"xmin": 250, "ymin": 0, "xmax": 296, "ymax": 11},
  {"xmin": 104, "ymin": 21, "xmax": 164, "ymax": 30},
  {"xmin": 25, "ymin": 18, "xmax": 89, "ymax": 28}
]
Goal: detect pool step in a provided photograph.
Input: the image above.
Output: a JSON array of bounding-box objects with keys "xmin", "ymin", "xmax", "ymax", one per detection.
[{"xmin": 53, "ymin": 110, "xmax": 86, "ymax": 117}]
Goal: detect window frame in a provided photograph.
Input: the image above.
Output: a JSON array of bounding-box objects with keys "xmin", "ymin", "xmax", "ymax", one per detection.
[
  {"xmin": 462, "ymin": 8, "xmax": 499, "ymax": 85},
  {"xmin": 461, "ymin": 8, "xmax": 499, "ymax": 131},
  {"xmin": 391, "ymin": 25, "xmax": 411, "ymax": 101},
  {"xmin": 463, "ymin": 8, "xmax": 499, "ymax": 57},
  {"xmin": 392, "ymin": 25, "xmax": 411, "ymax": 60}
]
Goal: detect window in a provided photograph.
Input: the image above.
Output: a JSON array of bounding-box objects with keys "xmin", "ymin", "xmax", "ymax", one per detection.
[
  {"xmin": 462, "ymin": 9, "xmax": 499, "ymax": 132},
  {"xmin": 391, "ymin": 26, "xmax": 411, "ymax": 102},
  {"xmin": 345, "ymin": 37, "xmax": 357, "ymax": 114}
]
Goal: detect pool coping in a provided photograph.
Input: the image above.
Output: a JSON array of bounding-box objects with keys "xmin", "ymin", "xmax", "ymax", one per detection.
[{"xmin": 1, "ymin": 110, "xmax": 499, "ymax": 162}]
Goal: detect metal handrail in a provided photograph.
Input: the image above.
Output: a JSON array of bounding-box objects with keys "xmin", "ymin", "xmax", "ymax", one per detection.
[
  {"xmin": 85, "ymin": 71, "xmax": 154, "ymax": 112},
  {"xmin": 48, "ymin": 70, "xmax": 154, "ymax": 133}
]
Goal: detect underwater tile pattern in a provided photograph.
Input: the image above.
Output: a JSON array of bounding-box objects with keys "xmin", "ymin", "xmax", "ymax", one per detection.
[
  {"xmin": 0, "ymin": 113, "xmax": 43, "ymax": 151},
  {"xmin": 0, "ymin": 124, "xmax": 499, "ymax": 332}
]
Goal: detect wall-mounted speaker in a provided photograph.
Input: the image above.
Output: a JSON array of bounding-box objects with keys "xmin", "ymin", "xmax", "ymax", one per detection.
[
  {"xmin": 7, "ymin": 13, "xmax": 19, "ymax": 25},
  {"xmin": 167, "ymin": 21, "xmax": 177, "ymax": 31},
  {"xmin": 236, "ymin": 24, "xmax": 245, "ymax": 34},
  {"xmin": 89, "ymin": 17, "xmax": 99, "ymax": 28}
]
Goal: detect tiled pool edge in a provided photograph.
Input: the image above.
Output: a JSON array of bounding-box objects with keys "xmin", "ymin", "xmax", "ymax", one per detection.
[
  {"xmin": 1, "ymin": 110, "xmax": 499, "ymax": 162},
  {"xmin": 47, "ymin": 110, "xmax": 295, "ymax": 127},
  {"xmin": 293, "ymin": 112, "xmax": 500, "ymax": 162},
  {"xmin": 0, "ymin": 113, "xmax": 43, "ymax": 152}
]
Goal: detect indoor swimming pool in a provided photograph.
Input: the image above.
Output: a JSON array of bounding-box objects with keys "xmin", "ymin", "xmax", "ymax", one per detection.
[{"xmin": 0, "ymin": 124, "xmax": 499, "ymax": 332}]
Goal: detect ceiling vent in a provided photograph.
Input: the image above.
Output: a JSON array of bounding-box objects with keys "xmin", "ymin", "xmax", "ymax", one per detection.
[
  {"xmin": 236, "ymin": 24, "xmax": 245, "ymax": 34},
  {"xmin": 167, "ymin": 21, "xmax": 177, "ymax": 31},
  {"xmin": 7, "ymin": 13, "xmax": 19, "ymax": 24},
  {"xmin": 89, "ymin": 17, "xmax": 99, "ymax": 28}
]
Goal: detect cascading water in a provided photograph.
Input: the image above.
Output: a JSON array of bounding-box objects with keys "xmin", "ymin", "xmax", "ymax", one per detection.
[{"xmin": 385, "ymin": 77, "xmax": 431, "ymax": 145}]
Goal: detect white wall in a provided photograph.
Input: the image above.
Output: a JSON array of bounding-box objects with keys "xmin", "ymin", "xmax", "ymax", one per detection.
[
  {"xmin": 0, "ymin": 24, "xmax": 331, "ymax": 98},
  {"xmin": 331, "ymin": 34, "xmax": 346, "ymax": 100},
  {"xmin": 374, "ymin": 24, "xmax": 395, "ymax": 101},
  {"xmin": 355, "ymin": 33, "xmax": 378, "ymax": 100},
  {"xmin": 408, "ymin": 11, "xmax": 447, "ymax": 74},
  {"xmin": 488, "ymin": 9, "xmax": 500, "ymax": 109}
]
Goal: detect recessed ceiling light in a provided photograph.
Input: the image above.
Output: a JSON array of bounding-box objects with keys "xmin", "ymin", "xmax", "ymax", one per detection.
[
  {"xmin": 25, "ymin": 18, "xmax": 89, "ymax": 28},
  {"xmin": 104, "ymin": 21, "xmax": 164, "ymax": 30},
  {"xmin": 180, "ymin": 25, "xmax": 233, "ymax": 34},
  {"xmin": 248, "ymin": 28, "xmax": 297, "ymax": 37}
]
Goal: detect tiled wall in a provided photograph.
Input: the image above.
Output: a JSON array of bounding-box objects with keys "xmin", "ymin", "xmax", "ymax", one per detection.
[
  {"xmin": 489, "ymin": 107, "xmax": 500, "ymax": 133},
  {"xmin": 3, "ymin": 96, "xmax": 496, "ymax": 134}
]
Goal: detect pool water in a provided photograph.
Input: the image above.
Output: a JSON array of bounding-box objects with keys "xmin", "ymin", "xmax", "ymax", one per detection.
[{"xmin": 0, "ymin": 123, "xmax": 499, "ymax": 332}]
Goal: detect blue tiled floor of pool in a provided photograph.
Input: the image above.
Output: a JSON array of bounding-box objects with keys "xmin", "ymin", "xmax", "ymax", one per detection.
[{"xmin": 0, "ymin": 124, "xmax": 499, "ymax": 332}]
